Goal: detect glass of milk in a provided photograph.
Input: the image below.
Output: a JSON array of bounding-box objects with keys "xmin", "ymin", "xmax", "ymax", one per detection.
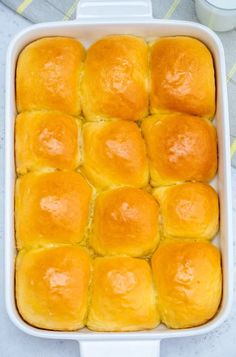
[{"xmin": 195, "ymin": 0, "xmax": 236, "ymax": 31}]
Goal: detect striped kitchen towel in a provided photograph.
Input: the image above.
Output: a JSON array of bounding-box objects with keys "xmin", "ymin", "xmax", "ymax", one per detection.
[{"xmin": 0, "ymin": 0, "xmax": 79, "ymax": 22}]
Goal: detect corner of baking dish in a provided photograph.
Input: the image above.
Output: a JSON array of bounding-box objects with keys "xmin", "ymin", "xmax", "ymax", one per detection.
[{"xmin": 4, "ymin": 18, "xmax": 233, "ymax": 341}]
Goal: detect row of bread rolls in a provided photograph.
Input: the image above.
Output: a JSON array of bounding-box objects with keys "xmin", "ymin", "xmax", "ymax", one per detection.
[
  {"xmin": 16, "ymin": 35, "xmax": 215, "ymax": 121},
  {"xmin": 15, "ymin": 171, "xmax": 219, "ymax": 253},
  {"xmin": 15, "ymin": 170, "xmax": 221, "ymax": 331},
  {"xmin": 15, "ymin": 35, "xmax": 222, "ymax": 333},
  {"xmin": 16, "ymin": 242, "xmax": 222, "ymax": 331},
  {"xmin": 15, "ymin": 112, "xmax": 217, "ymax": 188}
]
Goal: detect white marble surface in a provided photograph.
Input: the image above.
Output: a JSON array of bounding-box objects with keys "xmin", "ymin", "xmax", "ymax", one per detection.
[{"xmin": 0, "ymin": 2, "xmax": 236, "ymax": 356}]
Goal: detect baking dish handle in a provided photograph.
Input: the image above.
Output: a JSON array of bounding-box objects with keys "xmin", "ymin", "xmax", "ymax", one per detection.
[
  {"xmin": 76, "ymin": 0, "xmax": 153, "ymax": 20},
  {"xmin": 79, "ymin": 340, "xmax": 160, "ymax": 357}
]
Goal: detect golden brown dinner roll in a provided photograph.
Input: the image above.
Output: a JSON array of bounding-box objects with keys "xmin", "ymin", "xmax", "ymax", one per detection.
[
  {"xmin": 82, "ymin": 120, "xmax": 149, "ymax": 189},
  {"xmin": 151, "ymin": 241, "xmax": 222, "ymax": 329},
  {"xmin": 81, "ymin": 35, "xmax": 149, "ymax": 121},
  {"xmin": 15, "ymin": 111, "xmax": 81, "ymax": 173},
  {"xmin": 16, "ymin": 246, "xmax": 91, "ymax": 330},
  {"xmin": 87, "ymin": 257, "xmax": 159, "ymax": 331},
  {"xmin": 153, "ymin": 183, "xmax": 219, "ymax": 240},
  {"xmin": 15, "ymin": 171, "xmax": 92, "ymax": 249},
  {"xmin": 16, "ymin": 37, "xmax": 85, "ymax": 116},
  {"xmin": 91, "ymin": 187, "xmax": 160, "ymax": 257},
  {"xmin": 150, "ymin": 36, "xmax": 215, "ymax": 119},
  {"xmin": 142, "ymin": 113, "xmax": 217, "ymax": 186}
]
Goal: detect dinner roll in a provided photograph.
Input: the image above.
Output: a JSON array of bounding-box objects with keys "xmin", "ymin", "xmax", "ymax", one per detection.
[
  {"xmin": 153, "ymin": 183, "xmax": 219, "ymax": 240},
  {"xmin": 81, "ymin": 35, "xmax": 149, "ymax": 121},
  {"xmin": 16, "ymin": 246, "xmax": 91, "ymax": 330},
  {"xmin": 16, "ymin": 37, "xmax": 85, "ymax": 116},
  {"xmin": 142, "ymin": 113, "xmax": 217, "ymax": 186},
  {"xmin": 82, "ymin": 120, "xmax": 149, "ymax": 189},
  {"xmin": 151, "ymin": 241, "xmax": 222, "ymax": 329},
  {"xmin": 87, "ymin": 257, "xmax": 159, "ymax": 331},
  {"xmin": 15, "ymin": 171, "xmax": 92, "ymax": 248},
  {"xmin": 150, "ymin": 36, "xmax": 215, "ymax": 119},
  {"xmin": 91, "ymin": 187, "xmax": 160, "ymax": 257},
  {"xmin": 15, "ymin": 111, "xmax": 81, "ymax": 173}
]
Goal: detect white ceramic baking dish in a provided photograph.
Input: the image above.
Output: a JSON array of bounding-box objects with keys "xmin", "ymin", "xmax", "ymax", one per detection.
[{"xmin": 4, "ymin": 1, "xmax": 233, "ymax": 356}]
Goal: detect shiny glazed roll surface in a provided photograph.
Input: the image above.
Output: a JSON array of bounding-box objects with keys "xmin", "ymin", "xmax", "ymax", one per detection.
[
  {"xmin": 82, "ymin": 120, "xmax": 149, "ymax": 189},
  {"xmin": 87, "ymin": 256, "xmax": 160, "ymax": 331},
  {"xmin": 81, "ymin": 35, "xmax": 149, "ymax": 121},
  {"xmin": 150, "ymin": 36, "xmax": 215, "ymax": 119},
  {"xmin": 91, "ymin": 187, "xmax": 160, "ymax": 257},
  {"xmin": 15, "ymin": 171, "xmax": 92, "ymax": 248},
  {"xmin": 15, "ymin": 111, "xmax": 81, "ymax": 173},
  {"xmin": 16, "ymin": 37, "xmax": 85, "ymax": 116},
  {"xmin": 151, "ymin": 241, "xmax": 222, "ymax": 329},
  {"xmin": 153, "ymin": 182, "xmax": 219, "ymax": 240},
  {"xmin": 142, "ymin": 113, "xmax": 217, "ymax": 186},
  {"xmin": 16, "ymin": 246, "xmax": 91, "ymax": 330}
]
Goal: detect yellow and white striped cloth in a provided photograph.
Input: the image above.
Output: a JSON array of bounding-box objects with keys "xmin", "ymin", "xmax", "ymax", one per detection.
[
  {"xmin": 1, "ymin": 0, "xmax": 236, "ymax": 165},
  {"xmin": 1, "ymin": 0, "xmax": 80, "ymax": 21}
]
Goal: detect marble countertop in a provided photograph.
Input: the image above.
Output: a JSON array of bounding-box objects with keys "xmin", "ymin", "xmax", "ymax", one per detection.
[{"xmin": 0, "ymin": 2, "xmax": 236, "ymax": 356}]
